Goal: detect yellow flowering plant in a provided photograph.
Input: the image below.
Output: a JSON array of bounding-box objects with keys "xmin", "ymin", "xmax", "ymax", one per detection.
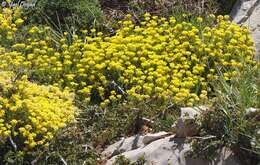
[
  {"xmin": 0, "ymin": 7, "xmax": 24, "ymax": 44},
  {"xmin": 0, "ymin": 7, "xmax": 255, "ymax": 107},
  {"xmin": 0, "ymin": 71, "xmax": 76, "ymax": 150}
]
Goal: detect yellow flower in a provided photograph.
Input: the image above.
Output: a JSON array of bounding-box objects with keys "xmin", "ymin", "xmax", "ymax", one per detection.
[
  {"xmin": 197, "ymin": 17, "xmax": 203, "ymax": 23},
  {"xmin": 15, "ymin": 18, "xmax": 24, "ymax": 26},
  {"xmin": 0, "ymin": 71, "xmax": 76, "ymax": 149}
]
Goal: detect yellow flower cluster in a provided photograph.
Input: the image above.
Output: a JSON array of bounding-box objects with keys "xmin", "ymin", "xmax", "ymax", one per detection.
[
  {"xmin": 0, "ymin": 7, "xmax": 23, "ymax": 42},
  {"xmin": 0, "ymin": 71, "xmax": 76, "ymax": 149},
  {"xmin": 0, "ymin": 7, "xmax": 255, "ymax": 106}
]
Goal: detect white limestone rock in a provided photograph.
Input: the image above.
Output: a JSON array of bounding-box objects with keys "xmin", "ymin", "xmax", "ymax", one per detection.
[
  {"xmin": 106, "ymin": 135, "xmax": 241, "ymax": 165},
  {"xmin": 142, "ymin": 131, "xmax": 170, "ymax": 145},
  {"xmin": 102, "ymin": 134, "xmax": 144, "ymax": 158},
  {"xmin": 102, "ymin": 132, "xmax": 171, "ymax": 158},
  {"xmin": 231, "ymin": 0, "xmax": 260, "ymax": 58}
]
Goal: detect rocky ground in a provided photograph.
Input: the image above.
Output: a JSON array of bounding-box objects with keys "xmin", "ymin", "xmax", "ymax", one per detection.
[{"xmin": 102, "ymin": 107, "xmax": 245, "ymax": 165}]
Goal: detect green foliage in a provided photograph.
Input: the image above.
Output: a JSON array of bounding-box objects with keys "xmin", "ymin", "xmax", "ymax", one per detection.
[
  {"xmin": 23, "ymin": 0, "xmax": 102, "ymax": 30},
  {"xmin": 114, "ymin": 155, "xmax": 131, "ymax": 165},
  {"xmin": 128, "ymin": 0, "xmax": 220, "ymax": 16},
  {"xmin": 0, "ymin": 124, "xmax": 98, "ymax": 165},
  {"xmin": 29, "ymin": 125, "xmax": 98, "ymax": 165},
  {"xmin": 192, "ymin": 65, "xmax": 260, "ymax": 165},
  {"xmin": 189, "ymin": 136, "xmax": 224, "ymax": 160},
  {"xmin": 113, "ymin": 155, "xmax": 145, "ymax": 165},
  {"xmin": 77, "ymin": 102, "xmax": 178, "ymax": 147}
]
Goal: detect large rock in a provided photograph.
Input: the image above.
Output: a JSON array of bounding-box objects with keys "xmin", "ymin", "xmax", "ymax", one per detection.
[
  {"xmin": 231, "ymin": 0, "xmax": 260, "ymax": 58},
  {"xmin": 102, "ymin": 132, "xmax": 170, "ymax": 158},
  {"xmin": 102, "ymin": 134, "xmax": 144, "ymax": 158},
  {"xmin": 106, "ymin": 135, "xmax": 242, "ymax": 165},
  {"xmin": 142, "ymin": 131, "xmax": 170, "ymax": 145}
]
